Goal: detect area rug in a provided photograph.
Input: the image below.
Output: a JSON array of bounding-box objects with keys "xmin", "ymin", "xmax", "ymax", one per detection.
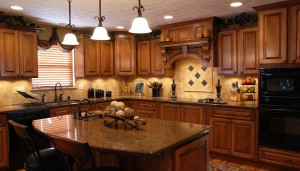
[{"xmin": 209, "ymin": 162, "xmax": 250, "ymax": 171}]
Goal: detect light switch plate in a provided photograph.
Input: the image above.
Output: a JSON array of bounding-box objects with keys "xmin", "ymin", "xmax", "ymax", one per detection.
[{"xmin": 79, "ymin": 83, "xmax": 84, "ymax": 90}]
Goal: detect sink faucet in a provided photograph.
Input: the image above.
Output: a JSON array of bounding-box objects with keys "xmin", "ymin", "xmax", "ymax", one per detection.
[
  {"xmin": 78, "ymin": 98, "xmax": 91, "ymax": 120},
  {"xmin": 54, "ymin": 82, "xmax": 62, "ymax": 102}
]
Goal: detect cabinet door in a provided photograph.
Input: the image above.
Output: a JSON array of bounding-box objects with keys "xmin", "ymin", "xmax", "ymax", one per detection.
[
  {"xmin": 231, "ymin": 120, "xmax": 255, "ymax": 159},
  {"xmin": 238, "ymin": 27, "xmax": 258, "ymax": 75},
  {"xmin": 50, "ymin": 107, "xmax": 72, "ymax": 117},
  {"xmin": 181, "ymin": 105, "xmax": 205, "ymax": 124},
  {"xmin": 137, "ymin": 40, "xmax": 151, "ymax": 76},
  {"xmin": 136, "ymin": 109, "xmax": 156, "ymax": 119},
  {"xmin": 209, "ymin": 117, "xmax": 231, "ymax": 155},
  {"xmin": 289, "ymin": 5, "xmax": 300, "ymax": 64},
  {"xmin": 84, "ymin": 39, "xmax": 99, "ymax": 76},
  {"xmin": 115, "ymin": 33, "xmax": 136, "ymax": 76},
  {"xmin": 95, "ymin": 102, "xmax": 111, "ymax": 110},
  {"xmin": 218, "ymin": 30, "xmax": 237, "ymax": 74},
  {"xmin": 151, "ymin": 39, "xmax": 165, "ymax": 76},
  {"xmin": 100, "ymin": 41, "xmax": 114, "ymax": 76},
  {"xmin": 259, "ymin": 8, "xmax": 287, "ymax": 64},
  {"xmin": 19, "ymin": 31, "xmax": 38, "ymax": 77},
  {"xmin": 0, "ymin": 115, "xmax": 8, "ymax": 168},
  {"xmin": 159, "ymin": 103, "xmax": 180, "ymax": 121},
  {"xmin": 0, "ymin": 29, "xmax": 19, "ymax": 77}
]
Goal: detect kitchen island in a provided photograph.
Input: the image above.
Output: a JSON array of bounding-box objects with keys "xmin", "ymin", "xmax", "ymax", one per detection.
[{"xmin": 33, "ymin": 113, "xmax": 211, "ymax": 171}]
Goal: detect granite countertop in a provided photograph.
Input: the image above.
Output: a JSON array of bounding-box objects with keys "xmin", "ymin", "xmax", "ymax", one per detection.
[
  {"xmin": 32, "ymin": 114, "xmax": 211, "ymax": 156},
  {"xmin": 0, "ymin": 96, "xmax": 257, "ymax": 114}
]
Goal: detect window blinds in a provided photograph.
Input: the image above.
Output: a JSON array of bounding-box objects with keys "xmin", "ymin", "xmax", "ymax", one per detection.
[{"xmin": 32, "ymin": 45, "xmax": 75, "ymax": 88}]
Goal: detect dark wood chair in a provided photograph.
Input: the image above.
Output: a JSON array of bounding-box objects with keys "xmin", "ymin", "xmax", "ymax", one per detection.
[
  {"xmin": 48, "ymin": 134, "xmax": 122, "ymax": 171},
  {"xmin": 8, "ymin": 120, "xmax": 65, "ymax": 171}
]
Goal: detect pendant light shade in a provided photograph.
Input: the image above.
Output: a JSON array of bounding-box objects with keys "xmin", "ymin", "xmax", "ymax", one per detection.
[
  {"xmin": 62, "ymin": 33, "xmax": 79, "ymax": 45},
  {"xmin": 129, "ymin": 0, "xmax": 152, "ymax": 34},
  {"xmin": 62, "ymin": 0, "xmax": 79, "ymax": 45},
  {"xmin": 91, "ymin": 0, "xmax": 110, "ymax": 40}
]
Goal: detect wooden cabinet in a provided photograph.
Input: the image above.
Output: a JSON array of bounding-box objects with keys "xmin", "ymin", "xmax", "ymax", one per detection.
[
  {"xmin": 181, "ymin": 105, "xmax": 205, "ymax": 124},
  {"xmin": 258, "ymin": 8, "xmax": 287, "ymax": 64},
  {"xmin": 50, "ymin": 106, "xmax": 73, "ymax": 117},
  {"xmin": 218, "ymin": 27, "xmax": 258, "ymax": 75},
  {"xmin": 136, "ymin": 101, "xmax": 158, "ymax": 118},
  {"xmin": 159, "ymin": 103, "xmax": 181, "ymax": 121},
  {"xmin": 218, "ymin": 30, "xmax": 237, "ymax": 75},
  {"xmin": 174, "ymin": 135, "xmax": 208, "ymax": 171},
  {"xmin": 0, "ymin": 115, "xmax": 8, "ymax": 168},
  {"xmin": 95, "ymin": 102, "xmax": 111, "ymax": 110},
  {"xmin": 137, "ymin": 40, "xmax": 151, "ymax": 76},
  {"xmin": 137, "ymin": 39, "xmax": 166, "ymax": 76},
  {"xmin": 289, "ymin": 5, "xmax": 300, "ymax": 64},
  {"xmin": 258, "ymin": 147, "xmax": 300, "ymax": 170},
  {"xmin": 209, "ymin": 106, "xmax": 256, "ymax": 160},
  {"xmin": 238, "ymin": 27, "xmax": 259, "ymax": 75},
  {"xmin": 0, "ymin": 29, "xmax": 37, "ymax": 77},
  {"xmin": 115, "ymin": 33, "xmax": 136, "ymax": 76},
  {"xmin": 84, "ymin": 39, "xmax": 114, "ymax": 76}
]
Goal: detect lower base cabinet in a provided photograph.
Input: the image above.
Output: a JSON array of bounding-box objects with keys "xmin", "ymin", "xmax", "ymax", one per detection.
[
  {"xmin": 258, "ymin": 147, "xmax": 300, "ymax": 170},
  {"xmin": 0, "ymin": 115, "xmax": 8, "ymax": 169},
  {"xmin": 209, "ymin": 106, "xmax": 256, "ymax": 160},
  {"xmin": 50, "ymin": 104, "xmax": 94, "ymax": 117}
]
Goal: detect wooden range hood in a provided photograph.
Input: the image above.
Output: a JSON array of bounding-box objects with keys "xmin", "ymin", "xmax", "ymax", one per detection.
[{"xmin": 159, "ymin": 17, "xmax": 217, "ymax": 69}]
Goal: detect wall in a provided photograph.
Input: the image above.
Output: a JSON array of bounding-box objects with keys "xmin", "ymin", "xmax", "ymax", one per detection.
[{"xmin": 0, "ymin": 57, "xmax": 257, "ymax": 106}]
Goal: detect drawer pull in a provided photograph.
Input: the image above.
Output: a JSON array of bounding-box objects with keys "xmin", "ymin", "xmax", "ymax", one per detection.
[
  {"xmin": 0, "ymin": 124, "xmax": 4, "ymax": 127},
  {"xmin": 282, "ymin": 158, "xmax": 293, "ymax": 163},
  {"xmin": 229, "ymin": 113, "xmax": 235, "ymax": 116}
]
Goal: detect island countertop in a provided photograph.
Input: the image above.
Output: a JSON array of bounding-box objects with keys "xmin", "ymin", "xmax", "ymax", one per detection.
[{"xmin": 32, "ymin": 114, "xmax": 211, "ymax": 156}]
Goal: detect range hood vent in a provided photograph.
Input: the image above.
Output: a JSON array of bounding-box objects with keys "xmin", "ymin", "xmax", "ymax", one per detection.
[{"xmin": 158, "ymin": 17, "xmax": 216, "ymax": 68}]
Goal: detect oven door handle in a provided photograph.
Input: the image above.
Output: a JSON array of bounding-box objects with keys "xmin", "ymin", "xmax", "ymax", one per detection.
[{"xmin": 260, "ymin": 108, "xmax": 297, "ymax": 113}]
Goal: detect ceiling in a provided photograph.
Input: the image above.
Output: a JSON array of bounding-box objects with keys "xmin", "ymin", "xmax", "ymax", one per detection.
[{"xmin": 0, "ymin": 0, "xmax": 285, "ymax": 32}]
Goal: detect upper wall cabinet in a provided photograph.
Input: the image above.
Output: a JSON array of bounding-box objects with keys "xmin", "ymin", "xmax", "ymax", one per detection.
[
  {"xmin": 258, "ymin": 8, "xmax": 287, "ymax": 64},
  {"xmin": 159, "ymin": 17, "xmax": 217, "ymax": 68},
  {"xmin": 0, "ymin": 29, "xmax": 37, "ymax": 77},
  {"xmin": 218, "ymin": 27, "xmax": 258, "ymax": 75},
  {"xmin": 254, "ymin": 1, "xmax": 300, "ymax": 65},
  {"xmin": 137, "ymin": 39, "xmax": 167, "ymax": 76},
  {"xmin": 115, "ymin": 33, "xmax": 136, "ymax": 76},
  {"xmin": 75, "ymin": 35, "xmax": 114, "ymax": 77}
]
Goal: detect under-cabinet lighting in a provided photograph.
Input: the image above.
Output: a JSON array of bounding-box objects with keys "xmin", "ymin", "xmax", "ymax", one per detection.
[
  {"xmin": 116, "ymin": 26, "xmax": 124, "ymax": 29},
  {"xmin": 164, "ymin": 15, "xmax": 173, "ymax": 20}
]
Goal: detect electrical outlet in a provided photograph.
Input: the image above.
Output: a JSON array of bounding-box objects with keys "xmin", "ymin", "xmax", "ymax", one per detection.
[{"xmin": 79, "ymin": 83, "xmax": 84, "ymax": 90}]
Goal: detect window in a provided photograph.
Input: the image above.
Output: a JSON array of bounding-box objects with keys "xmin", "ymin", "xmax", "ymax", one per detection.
[{"xmin": 32, "ymin": 45, "xmax": 75, "ymax": 88}]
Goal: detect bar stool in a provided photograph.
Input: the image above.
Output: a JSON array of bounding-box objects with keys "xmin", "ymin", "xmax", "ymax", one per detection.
[
  {"xmin": 49, "ymin": 134, "xmax": 122, "ymax": 171},
  {"xmin": 8, "ymin": 120, "xmax": 65, "ymax": 171}
]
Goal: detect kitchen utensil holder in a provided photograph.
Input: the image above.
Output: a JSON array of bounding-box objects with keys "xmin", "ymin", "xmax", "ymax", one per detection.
[{"xmin": 152, "ymin": 89, "xmax": 160, "ymax": 97}]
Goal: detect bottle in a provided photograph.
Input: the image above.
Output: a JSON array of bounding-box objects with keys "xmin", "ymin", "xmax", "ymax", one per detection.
[{"xmin": 229, "ymin": 82, "xmax": 239, "ymax": 102}]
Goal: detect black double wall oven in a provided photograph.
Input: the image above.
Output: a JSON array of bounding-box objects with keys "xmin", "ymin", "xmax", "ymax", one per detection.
[{"xmin": 259, "ymin": 68, "xmax": 300, "ymax": 151}]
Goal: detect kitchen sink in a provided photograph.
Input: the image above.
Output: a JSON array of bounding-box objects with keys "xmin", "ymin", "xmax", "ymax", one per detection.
[{"xmin": 44, "ymin": 100, "xmax": 80, "ymax": 106}]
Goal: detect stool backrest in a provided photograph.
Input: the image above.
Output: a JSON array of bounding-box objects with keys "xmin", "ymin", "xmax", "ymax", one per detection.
[
  {"xmin": 8, "ymin": 120, "xmax": 45, "ymax": 170},
  {"xmin": 49, "ymin": 134, "xmax": 96, "ymax": 171}
]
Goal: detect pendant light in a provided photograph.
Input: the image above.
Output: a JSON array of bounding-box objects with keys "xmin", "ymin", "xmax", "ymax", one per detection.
[
  {"xmin": 91, "ymin": 0, "xmax": 110, "ymax": 40},
  {"xmin": 129, "ymin": 0, "xmax": 152, "ymax": 34},
  {"xmin": 62, "ymin": 0, "xmax": 79, "ymax": 45}
]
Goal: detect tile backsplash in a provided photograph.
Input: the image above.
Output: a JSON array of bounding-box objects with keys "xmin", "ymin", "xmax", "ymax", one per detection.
[{"xmin": 0, "ymin": 58, "xmax": 257, "ymax": 106}]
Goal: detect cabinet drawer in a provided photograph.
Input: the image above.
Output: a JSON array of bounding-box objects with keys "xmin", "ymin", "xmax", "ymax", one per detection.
[
  {"xmin": 259, "ymin": 147, "xmax": 300, "ymax": 169},
  {"xmin": 0, "ymin": 115, "xmax": 6, "ymax": 126},
  {"xmin": 211, "ymin": 107, "xmax": 255, "ymax": 121},
  {"xmin": 136, "ymin": 109, "xmax": 156, "ymax": 119},
  {"xmin": 137, "ymin": 102, "xmax": 156, "ymax": 110}
]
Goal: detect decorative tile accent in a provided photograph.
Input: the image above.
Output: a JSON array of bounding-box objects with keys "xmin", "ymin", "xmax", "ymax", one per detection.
[
  {"xmin": 195, "ymin": 72, "xmax": 201, "ymax": 79},
  {"xmin": 201, "ymin": 66, "xmax": 207, "ymax": 71},
  {"xmin": 202, "ymin": 80, "xmax": 207, "ymax": 86},
  {"xmin": 188, "ymin": 80, "xmax": 194, "ymax": 86},
  {"xmin": 188, "ymin": 65, "xmax": 194, "ymax": 71}
]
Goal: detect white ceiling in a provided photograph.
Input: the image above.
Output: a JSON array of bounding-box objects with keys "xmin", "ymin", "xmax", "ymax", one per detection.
[{"xmin": 0, "ymin": 0, "xmax": 285, "ymax": 32}]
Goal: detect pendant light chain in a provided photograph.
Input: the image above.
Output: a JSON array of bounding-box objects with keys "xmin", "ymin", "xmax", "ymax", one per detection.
[
  {"xmin": 99, "ymin": 0, "xmax": 101, "ymax": 20},
  {"xmin": 68, "ymin": 0, "xmax": 72, "ymax": 26}
]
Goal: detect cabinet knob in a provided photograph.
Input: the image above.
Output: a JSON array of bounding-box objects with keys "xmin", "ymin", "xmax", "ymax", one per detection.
[
  {"xmin": 292, "ymin": 59, "xmax": 296, "ymax": 63},
  {"xmin": 234, "ymin": 71, "xmax": 237, "ymax": 74},
  {"xmin": 283, "ymin": 60, "xmax": 286, "ymax": 63},
  {"xmin": 297, "ymin": 56, "xmax": 300, "ymax": 59},
  {"xmin": 240, "ymin": 71, "xmax": 244, "ymax": 74}
]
